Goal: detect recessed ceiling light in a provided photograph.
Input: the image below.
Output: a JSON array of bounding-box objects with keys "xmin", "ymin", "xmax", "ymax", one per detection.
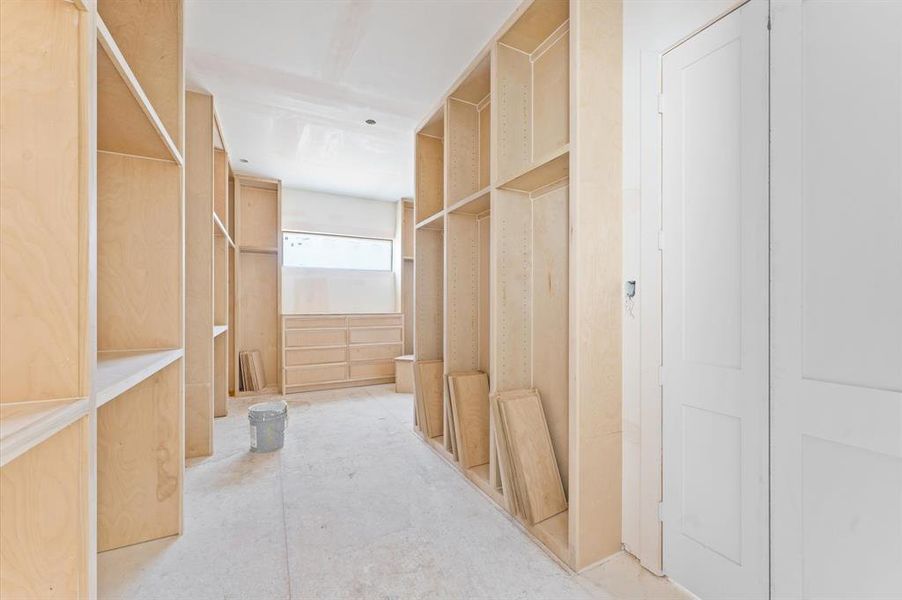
[
  {"xmin": 239, "ymin": 158, "xmax": 249, "ymax": 163},
  {"xmin": 365, "ymin": 119, "xmax": 376, "ymax": 125}
]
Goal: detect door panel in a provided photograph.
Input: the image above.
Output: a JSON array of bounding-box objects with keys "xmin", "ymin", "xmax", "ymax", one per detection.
[
  {"xmin": 771, "ymin": 1, "xmax": 902, "ymax": 597},
  {"xmin": 662, "ymin": 1, "xmax": 769, "ymax": 597}
]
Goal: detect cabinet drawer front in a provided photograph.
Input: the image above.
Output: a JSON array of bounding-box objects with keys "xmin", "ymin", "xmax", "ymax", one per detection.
[
  {"xmin": 284, "ymin": 315, "xmax": 347, "ymax": 329},
  {"xmin": 349, "ymin": 327, "xmax": 402, "ymax": 344},
  {"xmin": 349, "ymin": 360, "xmax": 394, "ymax": 380},
  {"xmin": 285, "ymin": 328, "xmax": 346, "ymax": 348},
  {"xmin": 285, "ymin": 363, "xmax": 347, "ymax": 385},
  {"xmin": 285, "ymin": 347, "xmax": 346, "ymax": 367},
  {"xmin": 348, "ymin": 314, "xmax": 402, "ymax": 328},
  {"xmin": 349, "ymin": 343, "xmax": 403, "ymax": 362}
]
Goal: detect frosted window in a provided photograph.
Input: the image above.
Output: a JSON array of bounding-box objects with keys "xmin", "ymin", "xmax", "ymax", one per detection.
[{"xmin": 282, "ymin": 232, "xmax": 392, "ymax": 271}]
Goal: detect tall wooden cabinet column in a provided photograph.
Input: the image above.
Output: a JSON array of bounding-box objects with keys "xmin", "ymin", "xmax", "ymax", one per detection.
[{"xmin": 412, "ymin": 0, "xmax": 622, "ymax": 570}]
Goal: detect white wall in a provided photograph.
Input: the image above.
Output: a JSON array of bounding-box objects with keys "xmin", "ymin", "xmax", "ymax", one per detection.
[
  {"xmin": 281, "ymin": 187, "xmax": 398, "ymax": 314},
  {"xmin": 621, "ymin": 0, "xmax": 736, "ymax": 574}
]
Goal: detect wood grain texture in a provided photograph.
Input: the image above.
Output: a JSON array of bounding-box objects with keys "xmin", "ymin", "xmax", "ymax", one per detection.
[
  {"xmin": 532, "ymin": 185, "xmax": 569, "ymax": 487},
  {"xmin": 238, "ymin": 252, "xmax": 279, "ymax": 386},
  {"xmin": 98, "ymin": 361, "xmax": 182, "ymax": 551},
  {"xmin": 479, "ymin": 103, "xmax": 491, "ymax": 189},
  {"xmin": 414, "ymin": 228, "xmax": 444, "ymax": 360},
  {"xmin": 450, "ymin": 53, "xmax": 491, "ymax": 104},
  {"xmin": 532, "ymin": 33, "xmax": 569, "ymax": 161},
  {"xmin": 185, "ymin": 91, "xmax": 214, "ymax": 457},
  {"xmin": 414, "ymin": 360, "xmax": 444, "ymax": 439},
  {"xmin": 495, "ymin": 43, "xmax": 531, "ymax": 181},
  {"xmin": 447, "ymin": 371, "xmax": 490, "ymax": 469},
  {"xmin": 98, "ymin": 152, "xmax": 181, "ymax": 351},
  {"xmin": 349, "ymin": 360, "xmax": 394, "ymax": 380},
  {"xmin": 97, "ymin": 0, "xmax": 183, "ymax": 152},
  {"xmin": 238, "ymin": 186, "xmax": 278, "ymax": 249},
  {"xmin": 446, "ymin": 213, "xmax": 481, "ymax": 374},
  {"xmin": 213, "ymin": 332, "xmax": 227, "ymax": 417},
  {"xmin": 498, "ymin": 0, "xmax": 568, "ymax": 54},
  {"xmin": 568, "ymin": 0, "xmax": 622, "ymax": 568},
  {"xmin": 498, "ymin": 389, "xmax": 567, "ymax": 525},
  {"xmin": 415, "ymin": 134, "xmax": 444, "ymax": 223},
  {"xmin": 394, "ymin": 356, "xmax": 414, "ymax": 393},
  {"xmin": 0, "ymin": 0, "xmax": 83, "ymax": 403},
  {"xmin": 213, "ymin": 148, "xmax": 228, "ymax": 225},
  {"xmin": 0, "ymin": 418, "xmax": 89, "ymax": 599},
  {"xmin": 447, "ymin": 98, "xmax": 480, "ymax": 205},
  {"xmin": 285, "ymin": 347, "xmax": 346, "ymax": 367}
]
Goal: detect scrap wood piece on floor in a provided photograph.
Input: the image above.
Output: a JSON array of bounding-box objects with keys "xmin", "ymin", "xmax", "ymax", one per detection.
[
  {"xmin": 250, "ymin": 350, "xmax": 266, "ymax": 390},
  {"xmin": 448, "ymin": 371, "xmax": 490, "ymax": 469},
  {"xmin": 496, "ymin": 388, "xmax": 567, "ymax": 525},
  {"xmin": 445, "ymin": 390, "xmax": 459, "ymax": 460},
  {"xmin": 413, "ymin": 360, "xmax": 443, "ymax": 438}
]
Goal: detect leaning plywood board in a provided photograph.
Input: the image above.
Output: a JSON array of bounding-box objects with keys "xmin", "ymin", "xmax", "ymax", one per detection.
[
  {"xmin": 447, "ymin": 371, "xmax": 490, "ymax": 469},
  {"xmin": 413, "ymin": 360, "xmax": 443, "ymax": 439},
  {"xmin": 498, "ymin": 389, "xmax": 567, "ymax": 525},
  {"xmin": 490, "ymin": 391, "xmax": 522, "ymax": 516},
  {"xmin": 251, "ymin": 350, "xmax": 266, "ymax": 390}
]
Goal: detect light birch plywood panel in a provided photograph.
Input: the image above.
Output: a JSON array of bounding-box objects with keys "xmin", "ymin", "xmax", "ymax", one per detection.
[
  {"xmin": 185, "ymin": 91, "xmax": 214, "ymax": 457},
  {"xmin": 446, "ymin": 213, "xmax": 481, "ymax": 374},
  {"xmin": 98, "ymin": 361, "xmax": 182, "ymax": 551},
  {"xmin": 499, "ymin": 0, "xmax": 569, "ymax": 54},
  {"xmin": 448, "ymin": 371, "xmax": 490, "ymax": 469},
  {"xmin": 97, "ymin": 0, "xmax": 183, "ymax": 152},
  {"xmin": 491, "ymin": 190, "xmax": 531, "ymax": 391},
  {"xmin": 495, "ymin": 43, "xmax": 531, "ymax": 182},
  {"xmin": 414, "ymin": 360, "xmax": 444, "ymax": 439},
  {"xmin": 0, "ymin": 418, "xmax": 88, "ymax": 599},
  {"xmin": 238, "ymin": 252, "xmax": 279, "ymax": 386},
  {"xmin": 478, "ymin": 215, "xmax": 491, "ymax": 374},
  {"xmin": 414, "ymin": 228, "xmax": 444, "ymax": 361},
  {"xmin": 479, "ymin": 103, "xmax": 491, "ymax": 189},
  {"xmin": 349, "ymin": 343, "xmax": 403, "ymax": 362},
  {"xmin": 447, "ymin": 99, "xmax": 480, "ymax": 205},
  {"xmin": 451, "ymin": 53, "xmax": 491, "ymax": 105},
  {"xmin": 285, "ymin": 328, "xmax": 346, "ymax": 348},
  {"xmin": 213, "ymin": 332, "xmax": 227, "ymax": 417},
  {"xmin": 98, "ymin": 152, "xmax": 182, "ymax": 351},
  {"xmin": 284, "ymin": 363, "xmax": 347, "ymax": 386},
  {"xmin": 349, "ymin": 360, "xmax": 394, "ymax": 380},
  {"xmin": 402, "ymin": 203, "xmax": 414, "ymax": 258},
  {"xmin": 238, "ymin": 185, "xmax": 279, "ymax": 249},
  {"xmin": 285, "ymin": 315, "xmax": 348, "ymax": 329},
  {"xmin": 349, "ymin": 327, "xmax": 401, "ymax": 344},
  {"xmin": 285, "ymin": 347, "xmax": 347, "ymax": 367},
  {"xmin": 415, "ymin": 134, "xmax": 444, "ymax": 223},
  {"xmin": 213, "ymin": 148, "xmax": 228, "ymax": 225},
  {"xmin": 532, "ymin": 33, "xmax": 569, "ymax": 161},
  {"xmin": 0, "ymin": 0, "xmax": 84, "ymax": 403},
  {"xmin": 348, "ymin": 314, "xmax": 402, "ymax": 328},
  {"xmin": 498, "ymin": 389, "xmax": 567, "ymax": 525},
  {"xmin": 214, "ymin": 235, "xmax": 228, "ymax": 325},
  {"xmin": 402, "ymin": 260, "xmax": 415, "ymax": 355},
  {"xmin": 532, "ymin": 184, "xmax": 569, "ymax": 487}
]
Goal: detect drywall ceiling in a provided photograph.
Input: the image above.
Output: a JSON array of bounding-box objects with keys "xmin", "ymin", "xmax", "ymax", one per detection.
[{"xmin": 186, "ymin": 0, "xmax": 520, "ymax": 201}]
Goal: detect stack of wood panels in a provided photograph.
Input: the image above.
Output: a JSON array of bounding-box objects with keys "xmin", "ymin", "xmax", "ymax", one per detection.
[{"xmin": 239, "ymin": 351, "xmax": 266, "ymax": 392}]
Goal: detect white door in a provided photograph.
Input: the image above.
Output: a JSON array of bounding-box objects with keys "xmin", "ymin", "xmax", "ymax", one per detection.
[
  {"xmin": 661, "ymin": 1, "xmax": 769, "ymax": 597},
  {"xmin": 770, "ymin": 1, "xmax": 902, "ymax": 598}
]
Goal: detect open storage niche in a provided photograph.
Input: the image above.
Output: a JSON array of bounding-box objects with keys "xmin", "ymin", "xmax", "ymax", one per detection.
[
  {"xmin": 447, "ymin": 54, "xmax": 492, "ymax": 207},
  {"xmin": 235, "ymin": 176, "xmax": 282, "ymax": 394},
  {"xmin": 495, "ymin": 0, "xmax": 569, "ymax": 185},
  {"xmin": 95, "ymin": 0, "xmax": 185, "ymax": 553},
  {"xmin": 415, "ymin": 107, "xmax": 445, "ymax": 224},
  {"xmin": 0, "ymin": 1, "xmax": 93, "ymax": 595},
  {"xmin": 411, "ymin": 0, "xmax": 621, "ymax": 570},
  {"xmin": 445, "ymin": 190, "xmax": 494, "ymax": 494}
]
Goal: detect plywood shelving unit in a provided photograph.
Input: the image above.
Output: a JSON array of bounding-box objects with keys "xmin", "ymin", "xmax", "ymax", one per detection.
[
  {"xmin": 234, "ymin": 175, "xmax": 282, "ymax": 395},
  {"xmin": 185, "ymin": 91, "xmax": 233, "ymax": 457},
  {"xmin": 400, "ymin": 199, "xmax": 415, "ymax": 356},
  {"xmin": 412, "ymin": 0, "xmax": 622, "ymax": 571},
  {"xmin": 2, "ymin": 0, "xmax": 187, "ymax": 594},
  {"xmin": 95, "ymin": 0, "xmax": 185, "ymax": 553}
]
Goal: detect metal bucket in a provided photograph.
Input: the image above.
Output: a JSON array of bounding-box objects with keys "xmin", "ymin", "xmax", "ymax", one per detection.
[{"xmin": 248, "ymin": 400, "xmax": 288, "ymax": 453}]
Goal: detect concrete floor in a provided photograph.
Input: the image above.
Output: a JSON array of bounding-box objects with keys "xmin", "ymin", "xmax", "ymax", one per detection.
[{"xmin": 98, "ymin": 384, "xmax": 690, "ymax": 599}]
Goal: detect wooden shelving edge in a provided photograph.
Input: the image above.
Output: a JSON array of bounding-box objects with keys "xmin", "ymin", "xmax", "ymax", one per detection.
[
  {"xmin": 95, "ymin": 349, "xmax": 184, "ymax": 407},
  {"xmin": 0, "ymin": 398, "xmax": 90, "ymax": 467}
]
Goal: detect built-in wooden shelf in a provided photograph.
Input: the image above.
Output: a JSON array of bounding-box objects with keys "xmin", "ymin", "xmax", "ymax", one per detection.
[
  {"xmin": 95, "ymin": 349, "xmax": 184, "ymax": 407},
  {"xmin": 496, "ymin": 146, "xmax": 569, "ymax": 193},
  {"xmin": 213, "ymin": 325, "xmax": 228, "ymax": 338},
  {"xmin": 96, "ymin": 16, "xmax": 182, "ymax": 165},
  {"xmin": 213, "ymin": 212, "xmax": 235, "ymax": 248},
  {"xmin": 416, "ymin": 210, "xmax": 445, "ymax": 231},
  {"xmin": 448, "ymin": 185, "xmax": 491, "ymax": 215},
  {"xmin": 0, "ymin": 398, "xmax": 90, "ymax": 467},
  {"xmin": 239, "ymin": 245, "xmax": 278, "ymax": 254}
]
